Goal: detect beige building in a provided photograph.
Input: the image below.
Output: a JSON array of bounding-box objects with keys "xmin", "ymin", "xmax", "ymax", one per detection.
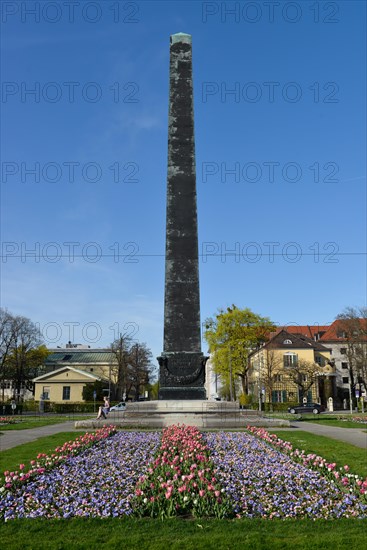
[
  {"xmin": 33, "ymin": 347, "xmax": 114, "ymax": 403},
  {"xmin": 33, "ymin": 366, "xmax": 106, "ymax": 403},
  {"xmin": 248, "ymin": 329, "xmax": 334, "ymax": 406}
]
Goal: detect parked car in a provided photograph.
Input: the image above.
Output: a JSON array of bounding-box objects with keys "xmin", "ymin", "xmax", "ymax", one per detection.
[
  {"xmin": 288, "ymin": 403, "xmax": 325, "ymax": 415},
  {"xmin": 109, "ymin": 402, "xmax": 126, "ymax": 412}
]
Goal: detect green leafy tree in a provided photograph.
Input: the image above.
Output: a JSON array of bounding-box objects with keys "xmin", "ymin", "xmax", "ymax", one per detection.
[
  {"xmin": 204, "ymin": 306, "xmax": 275, "ymax": 398},
  {"xmin": 149, "ymin": 381, "xmax": 159, "ymax": 400},
  {"xmin": 82, "ymin": 380, "xmax": 106, "ymax": 402}
]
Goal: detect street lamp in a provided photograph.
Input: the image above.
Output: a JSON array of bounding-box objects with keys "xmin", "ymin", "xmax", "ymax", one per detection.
[
  {"xmin": 348, "ymin": 373, "xmax": 353, "ymax": 415},
  {"xmin": 229, "ymin": 348, "xmax": 233, "ymax": 402}
]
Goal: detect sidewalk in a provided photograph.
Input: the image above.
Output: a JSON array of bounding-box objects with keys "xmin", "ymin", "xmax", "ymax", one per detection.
[{"xmin": 0, "ymin": 421, "xmax": 79, "ymax": 452}]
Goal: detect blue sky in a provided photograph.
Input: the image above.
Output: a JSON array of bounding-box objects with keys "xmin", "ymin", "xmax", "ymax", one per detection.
[{"xmin": 1, "ymin": 0, "xmax": 366, "ymax": 365}]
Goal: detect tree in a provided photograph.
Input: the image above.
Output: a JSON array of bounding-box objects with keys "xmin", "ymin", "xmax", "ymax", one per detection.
[
  {"xmin": 128, "ymin": 342, "xmax": 154, "ymax": 401},
  {"xmin": 82, "ymin": 380, "xmax": 106, "ymax": 402},
  {"xmin": 110, "ymin": 336, "xmax": 155, "ymax": 401},
  {"xmin": 336, "ymin": 307, "xmax": 367, "ymax": 392},
  {"xmin": 1, "ymin": 312, "xmax": 48, "ymax": 401},
  {"xmin": 0, "ymin": 309, "xmax": 17, "ymax": 399},
  {"xmin": 149, "ymin": 381, "xmax": 160, "ymax": 400},
  {"xmin": 259, "ymin": 349, "xmax": 284, "ymax": 412},
  {"xmin": 204, "ymin": 306, "xmax": 275, "ymax": 398},
  {"xmin": 110, "ymin": 334, "xmax": 132, "ymax": 401},
  {"xmin": 286, "ymin": 359, "xmax": 320, "ymax": 402}
]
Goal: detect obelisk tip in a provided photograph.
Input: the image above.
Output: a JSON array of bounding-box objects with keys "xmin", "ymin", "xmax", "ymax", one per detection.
[{"xmin": 170, "ymin": 33, "xmax": 192, "ymax": 45}]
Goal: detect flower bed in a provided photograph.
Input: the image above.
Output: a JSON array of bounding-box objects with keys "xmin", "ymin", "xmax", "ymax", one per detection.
[
  {"xmin": 132, "ymin": 424, "xmax": 233, "ymax": 519},
  {"xmin": 0, "ymin": 430, "xmax": 160, "ymax": 520},
  {"xmin": 2, "ymin": 425, "xmax": 366, "ymax": 521},
  {"xmin": 1, "ymin": 426, "xmax": 117, "ymax": 493},
  {"xmin": 247, "ymin": 426, "xmax": 367, "ymax": 499},
  {"xmin": 205, "ymin": 431, "xmax": 367, "ymax": 518}
]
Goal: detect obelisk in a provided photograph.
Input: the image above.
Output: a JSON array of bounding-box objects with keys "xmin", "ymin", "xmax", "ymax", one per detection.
[{"xmin": 158, "ymin": 33, "xmax": 207, "ymax": 400}]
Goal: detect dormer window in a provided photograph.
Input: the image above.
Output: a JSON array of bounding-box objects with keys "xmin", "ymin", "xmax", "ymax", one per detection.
[{"xmin": 283, "ymin": 339, "xmax": 292, "ymax": 345}]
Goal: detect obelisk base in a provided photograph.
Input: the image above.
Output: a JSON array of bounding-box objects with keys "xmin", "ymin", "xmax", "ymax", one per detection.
[{"xmin": 157, "ymin": 352, "xmax": 207, "ymax": 400}]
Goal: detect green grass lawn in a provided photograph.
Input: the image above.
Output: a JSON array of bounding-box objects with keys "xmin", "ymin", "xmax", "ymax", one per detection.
[
  {"xmin": 0, "ymin": 432, "xmax": 82, "ymax": 474},
  {"xmin": 296, "ymin": 415, "xmax": 367, "ymax": 429},
  {"xmin": 271, "ymin": 430, "xmax": 367, "ymax": 478},
  {"xmin": 0, "ymin": 415, "xmax": 92, "ymax": 431},
  {"xmin": 0, "ymin": 517, "xmax": 366, "ymax": 549},
  {"xmin": 268, "ymin": 413, "xmax": 367, "ymax": 428}
]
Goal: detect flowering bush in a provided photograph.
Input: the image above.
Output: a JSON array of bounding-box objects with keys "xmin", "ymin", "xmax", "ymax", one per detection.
[
  {"xmin": 247, "ymin": 427, "xmax": 367, "ymax": 505},
  {"xmin": 1, "ymin": 425, "xmax": 117, "ymax": 493},
  {"xmin": 0, "ymin": 417, "xmax": 17, "ymax": 425},
  {"xmin": 0, "ymin": 431, "xmax": 160, "ymax": 520},
  {"xmin": 132, "ymin": 424, "xmax": 233, "ymax": 519}
]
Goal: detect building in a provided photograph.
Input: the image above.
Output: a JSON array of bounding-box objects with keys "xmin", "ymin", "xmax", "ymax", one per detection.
[
  {"xmin": 278, "ymin": 322, "xmax": 367, "ymax": 405},
  {"xmin": 33, "ymin": 347, "xmax": 115, "ymax": 403},
  {"xmin": 33, "ymin": 366, "xmax": 108, "ymax": 403},
  {"xmin": 248, "ymin": 329, "xmax": 334, "ymax": 406}
]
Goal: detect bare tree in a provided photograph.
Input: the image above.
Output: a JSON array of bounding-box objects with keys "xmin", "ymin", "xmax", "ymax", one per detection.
[
  {"xmin": 0, "ymin": 309, "xmax": 17, "ymax": 400},
  {"xmin": 110, "ymin": 334, "xmax": 132, "ymax": 400},
  {"xmin": 259, "ymin": 349, "xmax": 283, "ymax": 412},
  {"xmin": 286, "ymin": 359, "xmax": 320, "ymax": 402},
  {"xmin": 337, "ymin": 307, "xmax": 367, "ymax": 392},
  {"xmin": 128, "ymin": 342, "xmax": 154, "ymax": 401},
  {"xmin": 2, "ymin": 312, "xmax": 47, "ymax": 401}
]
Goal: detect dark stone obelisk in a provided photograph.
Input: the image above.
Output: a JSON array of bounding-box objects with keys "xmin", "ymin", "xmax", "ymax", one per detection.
[{"xmin": 158, "ymin": 33, "xmax": 207, "ymax": 400}]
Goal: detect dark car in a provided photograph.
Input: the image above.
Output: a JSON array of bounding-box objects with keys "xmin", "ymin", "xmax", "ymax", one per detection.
[{"xmin": 288, "ymin": 403, "xmax": 325, "ymax": 415}]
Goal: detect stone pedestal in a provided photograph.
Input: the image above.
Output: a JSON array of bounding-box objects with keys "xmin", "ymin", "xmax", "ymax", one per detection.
[
  {"xmin": 75, "ymin": 400, "xmax": 291, "ymax": 429},
  {"xmin": 158, "ymin": 352, "xmax": 207, "ymax": 400}
]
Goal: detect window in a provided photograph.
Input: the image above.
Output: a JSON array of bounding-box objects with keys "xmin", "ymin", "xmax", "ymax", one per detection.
[
  {"xmin": 337, "ymin": 331, "xmax": 346, "ymax": 338},
  {"xmin": 284, "ymin": 353, "xmax": 298, "ymax": 367},
  {"xmin": 62, "ymin": 354, "xmax": 72, "ymax": 361},
  {"xmin": 273, "ymin": 374, "xmax": 282, "ymax": 382},
  {"xmin": 340, "ymin": 348, "xmax": 347, "ymax": 355},
  {"xmin": 43, "ymin": 386, "xmax": 50, "ymax": 400},
  {"xmin": 283, "ymin": 339, "xmax": 292, "ymax": 345},
  {"xmin": 342, "ymin": 377, "xmax": 349, "ymax": 384},
  {"xmin": 272, "ymin": 390, "xmax": 287, "ymax": 403},
  {"xmin": 62, "ymin": 386, "xmax": 71, "ymax": 400},
  {"xmin": 315, "ymin": 356, "xmax": 323, "ymax": 365},
  {"xmin": 341, "ymin": 362, "xmax": 348, "ymax": 369}
]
